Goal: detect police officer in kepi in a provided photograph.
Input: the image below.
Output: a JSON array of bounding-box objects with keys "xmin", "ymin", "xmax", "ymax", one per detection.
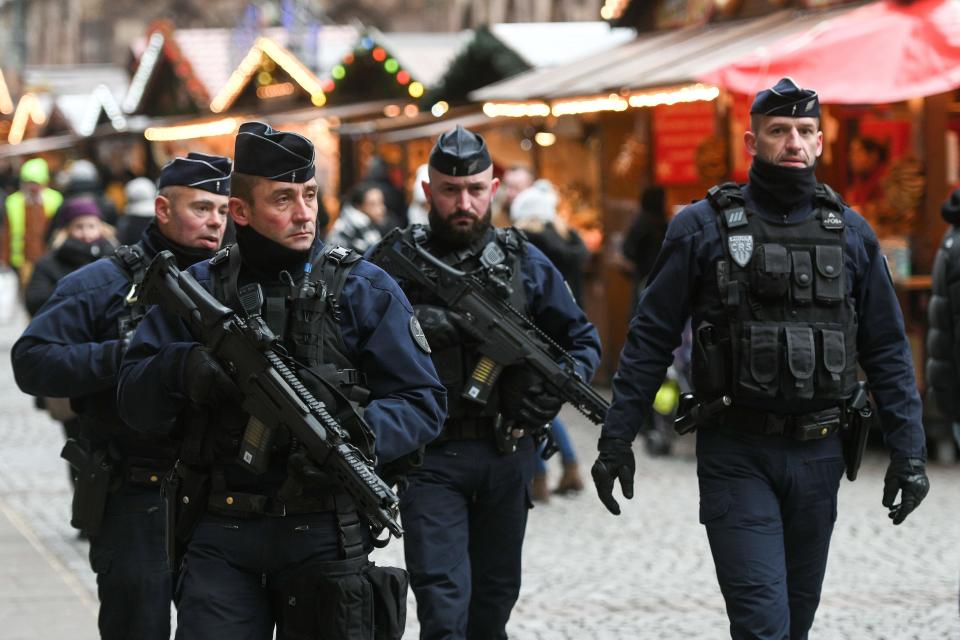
[
  {"xmin": 592, "ymin": 78, "xmax": 930, "ymax": 639},
  {"xmin": 370, "ymin": 126, "xmax": 601, "ymax": 640},
  {"xmin": 11, "ymin": 152, "xmax": 232, "ymax": 639},
  {"xmin": 117, "ymin": 121, "xmax": 446, "ymax": 639}
]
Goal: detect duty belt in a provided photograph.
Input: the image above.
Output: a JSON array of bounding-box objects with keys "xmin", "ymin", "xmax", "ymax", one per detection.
[
  {"xmin": 717, "ymin": 405, "xmax": 842, "ymax": 441},
  {"xmin": 124, "ymin": 465, "xmax": 172, "ymax": 487},
  {"xmin": 432, "ymin": 417, "xmax": 497, "ymax": 444},
  {"xmin": 207, "ymin": 490, "xmax": 344, "ymax": 518}
]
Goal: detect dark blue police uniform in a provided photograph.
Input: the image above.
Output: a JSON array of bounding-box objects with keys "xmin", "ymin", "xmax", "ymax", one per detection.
[
  {"xmin": 597, "ymin": 79, "xmax": 928, "ymax": 640},
  {"xmin": 11, "ymin": 153, "xmax": 233, "ymax": 640},
  {"xmin": 373, "ymin": 125, "xmax": 601, "ymax": 640},
  {"xmin": 118, "ymin": 122, "xmax": 445, "ymax": 640}
]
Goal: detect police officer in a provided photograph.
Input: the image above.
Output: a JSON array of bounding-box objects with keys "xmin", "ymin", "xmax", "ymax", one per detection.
[
  {"xmin": 371, "ymin": 126, "xmax": 601, "ymax": 640},
  {"xmin": 592, "ymin": 78, "xmax": 930, "ymax": 639},
  {"xmin": 11, "ymin": 152, "xmax": 232, "ymax": 639},
  {"xmin": 117, "ymin": 122, "xmax": 446, "ymax": 639}
]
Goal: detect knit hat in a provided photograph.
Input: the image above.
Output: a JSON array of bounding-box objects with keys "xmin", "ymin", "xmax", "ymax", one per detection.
[
  {"xmin": 60, "ymin": 197, "xmax": 101, "ymax": 226},
  {"xmin": 124, "ymin": 177, "xmax": 157, "ymax": 217},
  {"xmin": 510, "ymin": 180, "xmax": 558, "ymax": 224},
  {"xmin": 20, "ymin": 158, "xmax": 50, "ymax": 185}
]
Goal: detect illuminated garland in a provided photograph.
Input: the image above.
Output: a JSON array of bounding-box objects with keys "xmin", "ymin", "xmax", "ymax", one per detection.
[
  {"xmin": 320, "ymin": 34, "xmax": 425, "ymax": 104},
  {"xmin": 482, "ymin": 83, "xmax": 721, "ymax": 118}
]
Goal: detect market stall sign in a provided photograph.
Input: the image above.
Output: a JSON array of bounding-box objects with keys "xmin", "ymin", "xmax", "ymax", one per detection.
[{"xmin": 653, "ymin": 100, "xmax": 715, "ymax": 185}]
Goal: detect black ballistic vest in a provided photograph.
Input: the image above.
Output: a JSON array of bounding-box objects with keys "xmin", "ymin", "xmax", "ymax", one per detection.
[
  {"xmin": 692, "ymin": 183, "xmax": 859, "ymax": 408},
  {"xmin": 183, "ymin": 243, "xmax": 373, "ymax": 473},
  {"xmin": 402, "ymin": 226, "xmax": 528, "ymax": 420}
]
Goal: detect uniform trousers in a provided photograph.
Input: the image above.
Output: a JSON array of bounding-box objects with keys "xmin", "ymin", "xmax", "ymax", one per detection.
[
  {"xmin": 696, "ymin": 427, "xmax": 845, "ymax": 640},
  {"xmin": 88, "ymin": 484, "xmax": 171, "ymax": 640},
  {"xmin": 401, "ymin": 436, "xmax": 536, "ymax": 640}
]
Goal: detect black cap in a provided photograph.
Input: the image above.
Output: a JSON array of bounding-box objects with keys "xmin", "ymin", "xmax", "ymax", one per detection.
[
  {"xmin": 157, "ymin": 152, "xmax": 232, "ymax": 195},
  {"xmin": 428, "ymin": 125, "xmax": 492, "ymax": 177},
  {"xmin": 233, "ymin": 121, "xmax": 315, "ymax": 183},
  {"xmin": 751, "ymin": 77, "xmax": 820, "ymax": 118}
]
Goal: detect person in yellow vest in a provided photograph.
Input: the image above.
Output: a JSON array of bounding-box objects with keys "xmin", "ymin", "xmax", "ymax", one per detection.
[{"xmin": 1, "ymin": 158, "xmax": 64, "ymax": 287}]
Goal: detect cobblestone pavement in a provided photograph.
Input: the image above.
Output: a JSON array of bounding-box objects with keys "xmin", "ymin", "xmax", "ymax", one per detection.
[{"xmin": 1, "ymin": 306, "xmax": 958, "ymax": 639}]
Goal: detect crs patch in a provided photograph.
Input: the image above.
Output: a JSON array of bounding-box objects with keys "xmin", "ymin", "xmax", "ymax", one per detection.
[
  {"xmin": 409, "ymin": 316, "xmax": 431, "ymax": 354},
  {"xmin": 728, "ymin": 235, "xmax": 754, "ymax": 267}
]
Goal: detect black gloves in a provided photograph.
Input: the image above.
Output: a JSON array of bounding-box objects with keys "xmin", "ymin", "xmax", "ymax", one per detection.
[
  {"xmin": 414, "ymin": 305, "xmax": 464, "ymax": 351},
  {"xmin": 184, "ymin": 346, "xmax": 241, "ymax": 407},
  {"xmin": 882, "ymin": 457, "xmax": 929, "ymax": 525},
  {"xmin": 591, "ymin": 437, "xmax": 635, "ymax": 515},
  {"xmin": 499, "ymin": 367, "xmax": 564, "ymax": 429}
]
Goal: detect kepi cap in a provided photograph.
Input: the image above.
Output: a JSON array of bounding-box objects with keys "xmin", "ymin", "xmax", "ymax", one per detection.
[
  {"xmin": 751, "ymin": 77, "xmax": 820, "ymax": 118},
  {"xmin": 157, "ymin": 152, "xmax": 232, "ymax": 195},
  {"xmin": 233, "ymin": 121, "xmax": 315, "ymax": 183},
  {"xmin": 428, "ymin": 125, "xmax": 492, "ymax": 177}
]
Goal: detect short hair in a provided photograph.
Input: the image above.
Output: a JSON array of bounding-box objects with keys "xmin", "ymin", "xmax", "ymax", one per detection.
[
  {"xmin": 158, "ymin": 185, "xmax": 180, "ymax": 204},
  {"xmin": 347, "ymin": 182, "xmax": 381, "ymax": 209},
  {"xmin": 229, "ymin": 171, "xmax": 259, "ymax": 205}
]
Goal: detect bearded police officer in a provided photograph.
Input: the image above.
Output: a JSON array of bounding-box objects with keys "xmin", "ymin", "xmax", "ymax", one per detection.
[
  {"xmin": 593, "ymin": 78, "xmax": 930, "ymax": 639},
  {"xmin": 117, "ymin": 122, "xmax": 445, "ymax": 639},
  {"xmin": 370, "ymin": 126, "xmax": 601, "ymax": 639},
  {"xmin": 11, "ymin": 152, "xmax": 232, "ymax": 640}
]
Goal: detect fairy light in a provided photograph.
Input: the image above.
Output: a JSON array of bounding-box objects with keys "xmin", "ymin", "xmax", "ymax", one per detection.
[
  {"xmin": 8, "ymin": 94, "xmax": 41, "ymax": 144},
  {"xmin": 145, "ymin": 117, "xmax": 238, "ymax": 142},
  {"xmin": 482, "ymin": 85, "xmax": 721, "ymax": 119},
  {"xmin": 551, "ymin": 94, "xmax": 628, "ymax": 116},
  {"xmin": 600, "ymin": 0, "xmax": 629, "ymax": 20},
  {"xmin": 627, "ymin": 83, "xmax": 720, "ymax": 108},
  {"xmin": 209, "ymin": 37, "xmax": 325, "ymax": 113},
  {"xmin": 431, "ymin": 101, "xmax": 449, "ymax": 118},
  {"xmin": 482, "ymin": 102, "xmax": 551, "ymax": 118},
  {"xmin": 407, "ymin": 82, "xmax": 424, "ymax": 98},
  {"xmin": 0, "ymin": 69, "xmax": 15, "ymax": 115}
]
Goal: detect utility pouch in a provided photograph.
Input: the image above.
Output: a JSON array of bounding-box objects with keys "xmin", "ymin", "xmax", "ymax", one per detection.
[
  {"xmin": 276, "ymin": 556, "xmax": 374, "ymax": 640},
  {"xmin": 817, "ymin": 328, "xmax": 847, "ymax": 396},
  {"xmin": 842, "ymin": 382, "xmax": 874, "ymax": 481},
  {"xmin": 164, "ymin": 464, "xmax": 210, "ymax": 573},
  {"xmin": 784, "ymin": 326, "xmax": 815, "ymax": 400},
  {"xmin": 737, "ymin": 324, "xmax": 780, "ymax": 398},
  {"xmin": 814, "ymin": 245, "xmax": 844, "ymax": 304},
  {"xmin": 693, "ymin": 323, "xmax": 726, "ymax": 394},
  {"xmin": 61, "ymin": 439, "xmax": 113, "ymax": 537},
  {"xmin": 365, "ymin": 564, "xmax": 408, "ymax": 640},
  {"xmin": 794, "ymin": 407, "xmax": 842, "ymax": 441},
  {"xmin": 751, "ymin": 243, "xmax": 790, "ymax": 299},
  {"xmin": 791, "ymin": 250, "xmax": 813, "ymax": 305}
]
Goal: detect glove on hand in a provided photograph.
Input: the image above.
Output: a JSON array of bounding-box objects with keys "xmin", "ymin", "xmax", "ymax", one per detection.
[
  {"xmin": 591, "ymin": 437, "xmax": 635, "ymax": 515},
  {"xmin": 499, "ymin": 367, "xmax": 563, "ymax": 428},
  {"xmin": 414, "ymin": 305, "xmax": 465, "ymax": 351},
  {"xmin": 882, "ymin": 457, "xmax": 929, "ymax": 525},
  {"xmin": 184, "ymin": 346, "xmax": 241, "ymax": 407}
]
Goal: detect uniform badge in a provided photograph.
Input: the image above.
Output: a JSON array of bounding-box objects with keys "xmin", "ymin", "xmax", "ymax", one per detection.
[
  {"xmin": 481, "ymin": 242, "xmax": 506, "ymax": 268},
  {"xmin": 409, "ymin": 316, "xmax": 431, "ymax": 354},
  {"xmin": 728, "ymin": 235, "xmax": 753, "ymax": 267},
  {"xmin": 723, "ymin": 207, "xmax": 748, "ymax": 229},
  {"xmin": 821, "ymin": 211, "xmax": 844, "ymax": 230}
]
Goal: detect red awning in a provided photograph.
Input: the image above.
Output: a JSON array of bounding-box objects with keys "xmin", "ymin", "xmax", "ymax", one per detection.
[{"xmin": 700, "ymin": 0, "xmax": 960, "ymax": 104}]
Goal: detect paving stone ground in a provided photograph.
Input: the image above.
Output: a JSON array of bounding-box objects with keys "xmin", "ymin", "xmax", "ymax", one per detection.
[{"xmin": 1, "ymin": 306, "xmax": 957, "ymax": 639}]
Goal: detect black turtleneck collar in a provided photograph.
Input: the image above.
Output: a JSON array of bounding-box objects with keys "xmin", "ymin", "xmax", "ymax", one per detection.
[
  {"xmin": 235, "ymin": 223, "xmax": 312, "ymax": 283},
  {"xmin": 140, "ymin": 220, "xmax": 218, "ymax": 270},
  {"xmin": 748, "ymin": 156, "xmax": 818, "ymax": 214}
]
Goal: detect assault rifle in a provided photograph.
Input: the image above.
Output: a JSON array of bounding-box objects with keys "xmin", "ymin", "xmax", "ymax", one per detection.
[
  {"xmin": 139, "ymin": 250, "xmax": 402, "ymax": 539},
  {"xmin": 369, "ymin": 228, "xmax": 609, "ymax": 427}
]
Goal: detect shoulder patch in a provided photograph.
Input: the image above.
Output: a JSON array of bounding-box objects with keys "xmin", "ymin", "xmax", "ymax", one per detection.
[
  {"xmin": 409, "ymin": 316, "xmax": 431, "ymax": 354},
  {"xmin": 821, "ymin": 210, "xmax": 844, "ymax": 230}
]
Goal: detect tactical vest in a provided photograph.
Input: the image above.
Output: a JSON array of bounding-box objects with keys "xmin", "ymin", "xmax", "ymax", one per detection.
[
  {"xmin": 188, "ymin": 242, "xmax": 373, "ymax": 469},
  {"xmin": 692, "ymin": 183, "xmax": 859, "ymax": 408},
  {"xmin": 81, "ymin": 243, "xmax": 178, "ymax": 472},
  {"xmin": 402, "ymin": 225, "xmax": 529, "ymax": 420}
]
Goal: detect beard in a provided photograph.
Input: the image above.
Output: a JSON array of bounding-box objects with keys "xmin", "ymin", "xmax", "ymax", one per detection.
[{"xmin": 427, "ymin": 204, "xmax": 492, "ymax": 250}]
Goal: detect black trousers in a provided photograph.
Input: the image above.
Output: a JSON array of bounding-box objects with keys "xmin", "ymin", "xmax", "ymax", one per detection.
[
  {"xmin": 697, "ymin": 428, "xmax": 845, "ymax": 640},
  {"xmin": 88, "ymin": 484, "xmax": 171, "ymax": 640}
]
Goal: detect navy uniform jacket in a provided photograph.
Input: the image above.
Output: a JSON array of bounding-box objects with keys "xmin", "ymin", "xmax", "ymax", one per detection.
[
  {"xmin": 117, "ymin": 242, "xmax": 447, "ymax": 464},
  {"xmin": 511, "ymin": 241, "xmax": 601, "ymax": 384},
  {"xmin": 604, "ymin": 184, "xmax": 925, "ymax": 459},
  {"xmin": 13, "ymin": 246, "xmax": 140, "ymax": 405}
]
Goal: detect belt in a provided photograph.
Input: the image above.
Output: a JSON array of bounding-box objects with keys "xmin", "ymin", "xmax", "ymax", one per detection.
[
  {"xmin": 432, "ymin": 417, "xmax": 497, "ymax": 444},
  {"xmin": 717, "ymin": 405, "xmax": 842, "ymax": 441},
  {"xmin": 124, "ymin": 465, "xmax": 171, "ymax": 487},
  {"xmin": 206, "ymin": 490, "xmax": 343, "ymax": 518}
]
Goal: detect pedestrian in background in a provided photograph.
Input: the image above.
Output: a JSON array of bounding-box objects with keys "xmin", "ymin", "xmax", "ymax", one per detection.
[
  {"xmin": 327, "ymin": 182, "xmax": 388, "ymax": 253},
  {"xmin": 115, "ymin": 177, "xmax": 157, "ymax": 245},
  {"xmin": 621, "ymin": 185, "xmax": 667, "ymax": 313},
  {"xmin": 594, "ymin": 78, "xmax": 929, "ymax": 639},
  {"xmin": 12, "ymin": 152, "xmax": 233, "ymax": 640},
  {"xmin": 2, "ymin": 157, "xmax": 63, "ymax": 287},
  {"xmin": 510, "ymin": 178, "xmax": 589, "ymax": 500}
]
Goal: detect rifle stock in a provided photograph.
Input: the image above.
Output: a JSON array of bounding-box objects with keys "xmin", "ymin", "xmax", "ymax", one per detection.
[{"xmin": 139, "ymin": 250, "xmax": 402, "ymax": 539}]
